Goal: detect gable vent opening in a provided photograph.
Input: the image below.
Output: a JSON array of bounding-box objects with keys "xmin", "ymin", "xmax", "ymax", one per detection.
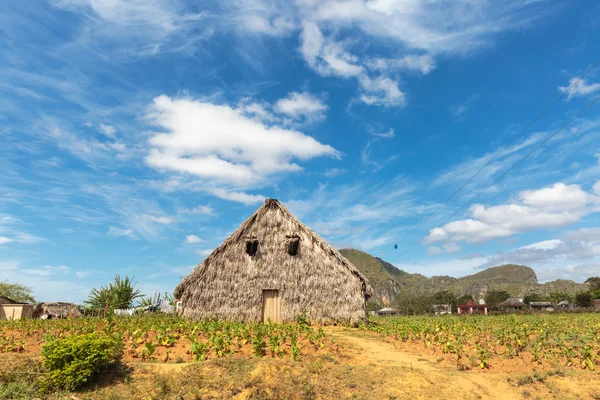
[
  {"xmin": 246, "ymin": 240, "xmax": 259, "ymax": 257},
  {"xmin": 288, "ymin": 237, "xmax": 300, "ymax": 256}
]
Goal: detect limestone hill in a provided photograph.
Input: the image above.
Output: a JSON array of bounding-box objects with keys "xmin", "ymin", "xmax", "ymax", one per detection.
[{"xmin": 338, "ymin": 248, "xmax": 587, "ymax": 305}]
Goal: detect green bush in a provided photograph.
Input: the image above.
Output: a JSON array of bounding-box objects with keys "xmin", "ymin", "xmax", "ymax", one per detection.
[{"xmin": 41, "ymin": 332, "xmax": 123, "ymax": 391}]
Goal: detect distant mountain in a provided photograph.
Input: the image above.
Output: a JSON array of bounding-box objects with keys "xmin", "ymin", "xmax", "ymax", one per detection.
[{"xmin": 338, "ymin": 248, "xmax": 587, "ymax": 305}]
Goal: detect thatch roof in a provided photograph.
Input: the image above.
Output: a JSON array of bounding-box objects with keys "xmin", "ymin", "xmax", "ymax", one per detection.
[
  {"xmin": 175, "ymin": 198, "xmax": 372, "ymax": 324},
  {"xmin": 500, "ymin": 298, "xmax": 525, "ymax": 308},
  {"xmin": 33, "ymin": 302, "xmax": 81, "ymax": 318},
  {"xmin": 529, "ymin": 302, "xmax": 553, "ymax": 307}
]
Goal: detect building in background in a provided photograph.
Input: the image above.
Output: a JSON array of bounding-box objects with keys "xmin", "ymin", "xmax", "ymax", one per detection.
[
  {"xmin": 457, "ymin": 300, "xmax": 488, "ymax": 315},
  {"xmin": 0, "ymin": 296, "xmax": 34, "ymax": 320}
]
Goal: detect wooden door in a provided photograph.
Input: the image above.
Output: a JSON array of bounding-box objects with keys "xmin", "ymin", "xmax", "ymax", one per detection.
[{"xmin": 262, "ymin": 290, "xmax": 280, "ymax": 323}]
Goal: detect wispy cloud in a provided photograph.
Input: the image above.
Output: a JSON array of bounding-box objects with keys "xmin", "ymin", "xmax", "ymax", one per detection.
[
  {"xmin": 141, "ymin": 214, "xmax": 175, "ymax": 224},
  {"xmin": 184, "ymin": 235, "xmax": 203, "ymax": 244},
  {"xmin": 559, "ymin": 78, "xmax": 600, "ymax": 100},
  {"xmin": 274, "ymin": 91, "xmax": 328, "ymax": 121},
  {"xmin": 107, "ymin": 226, "xmax": 136, "ymax": 238},
  {"xmin": 370, "ymin": 128, "xmax": 395, "ymax": 139},
  {"xmin": 229, "ymin": 0, "xmax": 548, "ymax": 107},
  {"xmin": 22, "ymin": 265, "xmax": 70, "ymax": 277},
  {"xmin": 177, "ymin": 205, "xmax": 215, "ymax": 216},
  {"xmin": 98, "ymin": 123, "xmax": 117, "ymax": 139},
  {"xmin": 323, "ymin": 168, "xmax": 346, "ymax": 178},
  {"xmin": 50, "ymin": 0, "xmax": 212, "ymax": 56}
]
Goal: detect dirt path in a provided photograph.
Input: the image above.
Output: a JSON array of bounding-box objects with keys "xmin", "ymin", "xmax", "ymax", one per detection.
[{"xmin": 325, "ymin": 327, "xmax": 524, "ymax": 400}]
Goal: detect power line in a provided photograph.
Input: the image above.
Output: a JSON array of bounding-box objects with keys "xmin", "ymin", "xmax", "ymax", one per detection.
[
  {"xmin": 380, "ymin": 59, "xmax": 600, "ymax": 258},
  {"xmin": 393, "ymin": 93, "xmax": 600, "ymax": 260}
]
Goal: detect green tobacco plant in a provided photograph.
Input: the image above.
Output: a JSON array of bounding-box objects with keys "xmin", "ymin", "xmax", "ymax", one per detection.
[{"xmin": 41, "ymin": 333, "xmax": 123, "ymax": 391}]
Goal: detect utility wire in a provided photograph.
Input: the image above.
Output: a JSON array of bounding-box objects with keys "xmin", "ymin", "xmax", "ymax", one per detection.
[
  {"xmin": 380, "ymin": 59, "xmax": 600, "ymax": 259},
  {"xmin": 394, "ymin": 93, "xmax": 600, "ymax": 260}
]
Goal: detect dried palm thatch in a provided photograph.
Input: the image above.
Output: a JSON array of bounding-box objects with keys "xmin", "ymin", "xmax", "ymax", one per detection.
[
  {"xmin": 175, "ymin": 199, "xmax": 372, "ymax": 324},
  {"xmin": 33, "ymin": 302, "xmax": 81, "ymax": 318}
]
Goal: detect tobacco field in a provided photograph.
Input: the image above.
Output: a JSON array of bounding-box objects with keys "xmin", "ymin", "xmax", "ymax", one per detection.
[
  {"xmin": 362, "ymin": 313, "xmax": 600, "ymax": 371},
  {"xmin": 0, "ymin": 314, "xmax": 334, "ymax": 363}
]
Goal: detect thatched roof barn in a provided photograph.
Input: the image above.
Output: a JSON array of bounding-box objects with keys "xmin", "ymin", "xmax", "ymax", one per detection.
[
  {"xmin": 175, "ymin": 199, "xmax": 372, "ymax": 324},
  {"xmin": 33, "ymin": 302, "xmax": 81, "ymax": 319}
]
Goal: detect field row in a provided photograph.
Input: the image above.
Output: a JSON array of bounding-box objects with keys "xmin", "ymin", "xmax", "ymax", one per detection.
[
  {"xmin": 0, "ymin": 315, "xmax": 339, "ymax": 362},
  {"xmin": 362, "ymin": 313, "xmax": 600, "ymax": 371}
]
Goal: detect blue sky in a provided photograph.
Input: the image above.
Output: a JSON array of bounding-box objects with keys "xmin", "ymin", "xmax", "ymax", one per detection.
[{"xmin": 1, "ymin": 1, "xmax": 600, "ymax": 303}]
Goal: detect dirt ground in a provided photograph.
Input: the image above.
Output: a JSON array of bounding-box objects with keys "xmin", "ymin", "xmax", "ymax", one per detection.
[
  {"xmin": 2, "ymin": 327, "xmax": 600, "ymax": 399},
  {"xmin": 325, "ymin": 327, "xmax": 600, "ymax": 400}
]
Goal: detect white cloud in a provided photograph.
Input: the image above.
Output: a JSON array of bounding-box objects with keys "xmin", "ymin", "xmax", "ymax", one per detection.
[
  {"xmin": 358, "ymin": 75, "xmax": 405, "ymax": 107},
  {"xmin": 274, "ymin": 92, "xmax": 327, "ymax": 121},
  {"xmin": 0, "ymin": 214, "xmax": 47, "ymax": 245},
  {"xmin": 98, "ymin": 123, "xmax": 117, "ymax": 138},
  {"xmin": 427, "ymin": 227, "xmax": 448, "ymax": 242},
  {"xmin": 371, "ymin": 128, "xmax": 395, "ymax": 139},
  {"xmin": 299, "ymin": 22, "xmax": 405, "ymax": 107},
  {"xmin": 177, "ymin": 205, "xmax": 215, "ymax": 215},
  {"xmin": 428, "ymin": 246, "xmax": 442, "ymax": 255},
  {"xmin": 141, "ymin": 214, "xmax": 174, "ymax": 224},
  {"xmin": 427, "ymin": 182, "xmax": 600, "ymax": 244},
  {"xmin": 366, "ymin": 54, "xmax": 436, "ymax": 75},
  {"xmin": 323, "ymin": 168, "xmax": 346, "ymax": 178},
  {"xmin": 107, "ymin": 226, "xmax": 136, "ymax": 238},
  {"xmin": 519, "ymin": 183, "xmax": 593, "ymax": 211},
  {"xmin": 41, "ymin": 118, "xmax": 128, "ymax": 166},
  {"xmin": 75, "ymin": 270, "xmax": 92, "ymax": 279},
  {"xmin": 520, "ymin": 239, "xmax": 563, "ymax": 251},
  {"xmin": 563, "ymin": 227, "xmax": 600, "ymax": 242},
  {"xmin": 230, "ymin": 1, "xmax": 546, "ymax": 107},
  {"xmin": 239, "ymin": 14, "xmax": 295, "ymax": 36},
  {"xmin": 145, "ymin": 95, "xmax": 339, "ymax": 188},
  {"xmin": 51, "ymin": 0, "xmax": 211, "ymax": 55},
  {"xmin": 209, "ymin": 188, "xmax": 265, "ymax": 205},
  {"xmin": 300, "ymin": 22, "xmax": 364, "ymax": 78},
  {"xmin": 443, "ymin": 242, "xmax": 462, "ymax": 254},
  {"xmin": 476, "ymin": 237, "xmax": 600, "ymax": 276},
  {"xmin": 185, "ymin": 234, "xmax": 203, "ymax": 244},
  {"xmin": 433, "ymin": 133, "xmax": 542, "ymax": 187},
  {"xmin": 594, "ymin": 180, "xmax": 600, "ymax": 195},
  {"xmin": 239, "ymin": 100, "xmax": 277, "ymax": 123},
  {"xmin": 22, "ymin": 265, "xmax": 70, "ymax": 277},
  {"xmin": 12, "ymin": 232, "xmax": 47, "ymax": 244},
  {"xmin": 559, "ymin": 78, "xmax": 600, "ymax": 100}
]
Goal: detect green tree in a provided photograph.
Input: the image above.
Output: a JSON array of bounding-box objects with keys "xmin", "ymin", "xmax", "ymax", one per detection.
[
  {"xmin": 431, "ymin": 290, "xmax": 458, "ymax": 313},
  {"xmin": 548, "ymin": 292, "xmax": 572, "ymax": 305},
  {"xmin": 584, "ymin": 277, "xmax": 600, "ymax": 298},
  {"xmin": 393, "ymin": 292, "xmax": 433, "ymax": 315},
  {"xmin": 484, "ymin": 290, "xmax": 510, "ymax": 311},
  {"xmin": 575, "ymin": 292, "xmax": 593, "ymax": 308},
  {"xmin": 523, "ymin": 293, "xmax": 548, "ymax": 305},
  {"xmin": 456, "ymin": 294, "xmax": 474, "ymax": 304},
  {"xmin": 585, "ymin": 277, "xmax": 600, "ymax": 292},
  {"xmin": 85, "ymin": 275, "xmax": 142, "ymax": 311},
  {"xmin": 0, "ymin": 280, "xmax": 35, "ymax": 303}
]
